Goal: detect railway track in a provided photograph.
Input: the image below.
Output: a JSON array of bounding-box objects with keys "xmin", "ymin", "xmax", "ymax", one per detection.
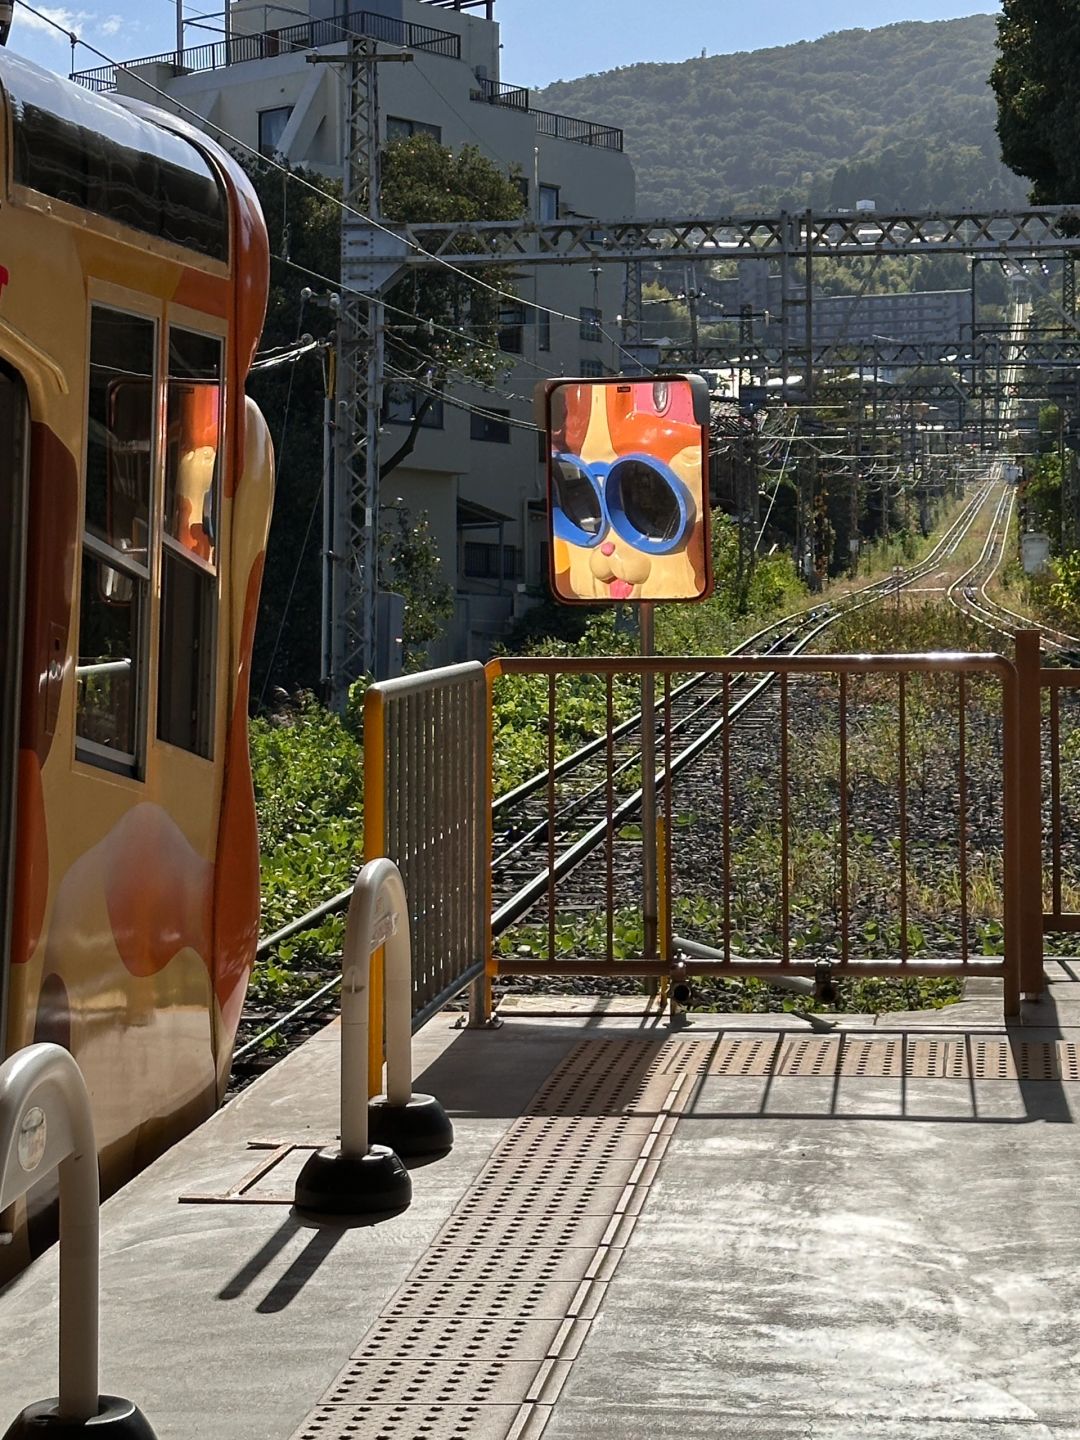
[
  {"xmin": 488, "ymin": 479, "xmax": 996, "ymax": 932},
  {"xmin": 228, "ymin": 477, "xmax": 1003, "ymax": 1078},
  {"xmin": 947, "ymin": 479, "xmax": 1080, "ymax": 651}
]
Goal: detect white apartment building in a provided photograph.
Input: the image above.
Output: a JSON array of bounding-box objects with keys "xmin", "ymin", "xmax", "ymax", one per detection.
[{"xmin": 74, "ymin": 0, "xmax": 636, "ymax": 661}]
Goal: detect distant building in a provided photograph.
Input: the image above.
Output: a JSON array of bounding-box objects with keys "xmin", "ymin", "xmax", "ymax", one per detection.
[
  {"xmin": 74, "ymin": 0, "xmax": 636, "ymax": 660},
  {"xmin": 694, "ymin": 264, "xmax": 970, "ymax": 348},
  {"xmin": 811, "ymin": 289, "xmax": 969, "ymax": 347}
]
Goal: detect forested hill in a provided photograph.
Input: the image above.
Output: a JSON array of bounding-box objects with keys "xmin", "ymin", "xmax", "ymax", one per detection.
[{"xmin": 534, "ymin": 15, "xmax": 1028, "ymax": 216}]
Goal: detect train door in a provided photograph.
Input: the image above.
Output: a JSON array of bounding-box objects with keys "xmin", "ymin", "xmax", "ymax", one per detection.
[{"xmin": 0, "ymin": 365, "xmax": 28, "ymax": 1062}]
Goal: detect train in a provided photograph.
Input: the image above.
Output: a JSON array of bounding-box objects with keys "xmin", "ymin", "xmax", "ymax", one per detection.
[{"xmin": 0, "ymin": 44, "xmax": 274, "ymax": 1270}]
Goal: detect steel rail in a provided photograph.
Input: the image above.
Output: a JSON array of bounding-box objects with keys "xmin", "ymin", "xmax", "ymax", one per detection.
[
  {"xmin": 946, "ymin": 482, "xmax": 1080, "ymax": 649},
  {"xmin": 255, "ymin": 478, "xmax": 992, "ymax": 962},
  {"xmin": 490, "ymin": 497, "xmax": 1002, "ymax": 935},
  {"xmin": 236, "ymin": 477, "xmax": 999, "ymax": 1061},
  {"xmin": 493, "ymin": 480, "xmax": 992, "ymax": 839}
]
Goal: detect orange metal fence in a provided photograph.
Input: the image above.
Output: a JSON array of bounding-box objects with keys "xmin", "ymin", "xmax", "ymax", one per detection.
[
  {"xmin": 1017, "ymin": 630, "xmax": 1080, "ymax": 986},
  {"xmin": 486, "ymin": 652, "xmax": 1025, "ymax": 1016}
]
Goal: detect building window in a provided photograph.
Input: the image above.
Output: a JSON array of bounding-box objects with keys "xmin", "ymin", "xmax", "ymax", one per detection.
[
  {"xmin": 580, "ymin": 359, "xmax": 606, "ymax": 377},
  {"xmin": 258, "ymin": 106, "xmax": 292, "ymax": 158},
  {"xmin": 513, "ymin": 176, "xmax": 529, "ymax": 207},
  {"xmin": 383, "ymin": 382, "xmax": 444, "ymax": 429},
  {"xmin": 158, "ymin": 327, "xmax": 222, "ymax": 758},
  {"xmin": 77, "ymin": 306, "xmax": 156, "ymax": 775},
  {"xmin": 463, "ymin": 542, "xmax": 522, "ymax": 580},
  {"xmin": 539, "ymin": 183, "xmax": 560, "ymax": 223},
  {"xmin": 470, "ymin": 408, "xmax": 511, "ymax": 444},
  {"xmin": 580, "ymin": 307, "xmax": 603, "ymax": 343},
  {"xmin": 498, "ymin": 301, "xmax": 526, "ymax": 356},
  {"xmin": 387, "ymin": 116, "xmax": 443, "ymax": 144},
  {"xmin": 537, "ymin": 310, "xmax": 551, "ymax": 352}
]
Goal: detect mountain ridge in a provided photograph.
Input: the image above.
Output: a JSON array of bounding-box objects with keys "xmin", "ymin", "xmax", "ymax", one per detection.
[{"xmin": 533, "ymin": 16, "xmax": 1028, "ymax": 217}]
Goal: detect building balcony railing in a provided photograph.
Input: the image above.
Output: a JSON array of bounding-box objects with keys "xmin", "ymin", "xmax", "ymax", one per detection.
[
  {"xmin": 71, "ymin": 8, "xmax": 461, "ymax": 93},
  {"xmin": 470, "ymin": 76, "xmax": 623, "ymax": 151}
]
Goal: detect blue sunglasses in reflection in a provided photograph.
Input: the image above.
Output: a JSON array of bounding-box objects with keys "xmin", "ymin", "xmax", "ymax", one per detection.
[{"xmin": 551, "ymin": 452, "xmax": 697, "ymax": 556}]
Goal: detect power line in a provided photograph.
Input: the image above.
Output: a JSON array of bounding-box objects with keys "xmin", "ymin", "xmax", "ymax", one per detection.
[{"xmin": 271, "ymin": 250, "xmax": 566, "ymax": 385}]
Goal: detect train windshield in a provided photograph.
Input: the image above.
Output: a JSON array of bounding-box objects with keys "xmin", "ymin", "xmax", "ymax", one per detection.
[{"xmin": 0, "ymin": 51, "xmax": 228, "ymax": 262}]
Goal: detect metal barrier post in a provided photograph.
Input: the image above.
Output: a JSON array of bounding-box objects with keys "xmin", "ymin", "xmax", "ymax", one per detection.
[
  {"xmin": 294, "ymin": 859, "xmax": 452, "ymax": 1217},
  {"xmin": 0, "ymin": 1044, "xmax": 156, "ymax": 1439},
  {"xmin": 1014, "ymin": 630, "xmax": 1046, "ymax": 998},
  {"xmin": 363, "ymin": 664, "xmax": 490, "ymax": 1044}
]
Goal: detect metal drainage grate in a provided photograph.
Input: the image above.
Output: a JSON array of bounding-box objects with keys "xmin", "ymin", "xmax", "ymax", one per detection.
[
  {"xmin": 705, "ymin": 1034, "xmax": 1080, "ymax": 1081},
  {"xmin": 296, "ymin": 1404, "xmax": 534, "ymax": 1438},
  {"xmin": 289, "ymin": 1036, "xmax": 706, "ymax": 1440}
]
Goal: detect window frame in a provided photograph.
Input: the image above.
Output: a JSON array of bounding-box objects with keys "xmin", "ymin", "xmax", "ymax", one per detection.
[
  {"xmin": 462, "ymin": 541, "xmax": 523, "ymax": 581},
  {"xmin": 580, "ymin": 306, "xmax": 603, "ymax": 343},
  {"xmin": 538, "ymin": 183, "xmax": 560, "ymax": 223},
  {"xmin": 156, "ymin": 320, "xmax": 226, "ymax": 761},
  {"xmin": 383, "ymin": 381, "xmax": 444, "ymax": 430},
  {"xmin": 257, "ymin": 105, "xmax": 293, "ymax": 159},
  {"xmin": 497, "ymin": 300, "xmax": 527, "ymax": 356},
  {"xmin": 470, "ymin": 408, "xmax": 512, "ymax": 445},
  {"xmin": 75, "ymin": 299, "xmax": 160, "ymax": 779},
  {"xmin": 386, "ymin": 116, "xmax": 443, "ymax": 144}
]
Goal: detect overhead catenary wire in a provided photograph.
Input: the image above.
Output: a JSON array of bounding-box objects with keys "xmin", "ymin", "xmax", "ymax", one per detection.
[{"xmin": 384, "ymin": 361, "xmax": 541, "ymax": 430}]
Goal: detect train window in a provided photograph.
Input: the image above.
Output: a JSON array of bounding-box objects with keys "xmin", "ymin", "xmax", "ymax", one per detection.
[
  {"xmin": 163, "ymin": 330, "xmax": 222, "ymax": 568},
  {"xmin": 5, "ymin": 50, "xmax": 228, "ymax": 261},
  {"xmin": 158, "ymin": 327, "xmax": 221, "ymax": 758},
  {"xmin": 76, "ymin": 306, "xmax": 156, "ymax": 775},
  {"xmin": 85, "ymin": 309, "xmax": 155, "ymax": 560},
  {"xmin": 158, "ymin": 550, "xmax": 214, "ymax": 757},
  {"xmin": 76, "ymin": 555, "xmax": 143, "ymax": 769}
]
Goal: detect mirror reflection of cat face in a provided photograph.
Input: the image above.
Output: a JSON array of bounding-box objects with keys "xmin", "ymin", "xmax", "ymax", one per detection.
[{"xmin": 549, "ymin": 378, "xmax": 708, "ymax": 603}]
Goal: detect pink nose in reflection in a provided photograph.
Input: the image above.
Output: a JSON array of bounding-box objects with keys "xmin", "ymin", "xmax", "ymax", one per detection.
[{"xmin": 601, "ymin": 542, "xmax": 616, "ymax": 556}]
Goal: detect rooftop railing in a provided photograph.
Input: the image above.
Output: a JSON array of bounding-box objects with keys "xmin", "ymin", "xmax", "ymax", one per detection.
[
  {"xmin": 471, "ymin": 76, "xmax": 623, "ymax": 150},
  {"xmin": 71, "ymin": 8, "xmax": 461, "ymax": 92}
]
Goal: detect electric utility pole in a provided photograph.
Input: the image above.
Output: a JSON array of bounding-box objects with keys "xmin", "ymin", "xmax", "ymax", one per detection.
[{"xmin": 311, "ymin": 39, "xmax": 409, "ymax": 708}]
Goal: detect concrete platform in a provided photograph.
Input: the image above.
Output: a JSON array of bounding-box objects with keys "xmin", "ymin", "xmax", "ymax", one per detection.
[{"xmin": 2, "ymin": 981, "xmax": 1080, "ymax": 1439}]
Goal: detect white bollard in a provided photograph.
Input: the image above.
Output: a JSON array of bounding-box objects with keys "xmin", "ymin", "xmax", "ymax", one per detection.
[
  {"xmin": 0, "ymin": 1043, "xmax": 156, "ymax": 1438},
  {"xmin": 294, "ymin": 858, "xmax": 452, "ymax": 1218}
]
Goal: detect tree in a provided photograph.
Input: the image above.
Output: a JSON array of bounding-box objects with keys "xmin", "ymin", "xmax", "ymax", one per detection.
[
  {"xmin": 378, "ymin": 507, "xmax": 454, "ymax": 668},
  {"xmin": 242, "ymin": 140, "xmax": 525, "ymax": 696},
  {"xmin": 992, "ymin": 0, "xmax": 1080, "ymax": 203},
  {"xmin": 378, "ymin": 136, "xmax": 525, "ymax": 480}
]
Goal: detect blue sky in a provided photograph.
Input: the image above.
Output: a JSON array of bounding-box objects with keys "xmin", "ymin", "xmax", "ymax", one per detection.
[{"xmin": 10, "ymin": 0, "xmax": 1001, "ymax": 83}]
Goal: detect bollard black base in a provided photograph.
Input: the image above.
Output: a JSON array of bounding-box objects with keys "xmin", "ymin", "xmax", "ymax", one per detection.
[
  {"xmin": 368, "ymin": 1093, "xmax": 454, "ymax": 1158},
  {"xmin": 293, "ymin": 1144, "xmax": 411, "ymax": 1216},
  {"xmin": 3, "ymin": 1396, "xmax": 158, "ymax": 1438}
]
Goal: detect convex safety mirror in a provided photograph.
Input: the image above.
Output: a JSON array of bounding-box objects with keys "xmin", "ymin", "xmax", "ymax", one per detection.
[{"xmin": 539, "ymin": 375, "xmax": 712, "ymax": 604}]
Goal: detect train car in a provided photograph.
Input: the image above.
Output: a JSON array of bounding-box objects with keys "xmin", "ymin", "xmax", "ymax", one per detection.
[{"xmin": 0, "ymin": 45, "xmax": 273, "ymax": 1268}]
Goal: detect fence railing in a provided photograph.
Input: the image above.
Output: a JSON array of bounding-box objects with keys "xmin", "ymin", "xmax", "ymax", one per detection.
[
  {"xmin": 470, "ymin": 77, "xmax": 529, "ymax": 110},
  {"xmin": 533, "ymin": 108, "xmax": 624, "ymax": 150},
  {"xmin": 364, "ymin": 663, "xmax": 489, "ymax": 1034},
  {"xmin": 1020, "ymin": 630, "xmax": 1080, "ymax": 986},
  {"xmin": 72, "ymin": 8, "xmax": 460, "ymax": 91},
  {"xmin": 469, "ymin": 79, "xmax": 624, "ymax": 150},
  {"xmin": 486, "ymin": 652, "xmax": 1024, "ymax": 1016}
]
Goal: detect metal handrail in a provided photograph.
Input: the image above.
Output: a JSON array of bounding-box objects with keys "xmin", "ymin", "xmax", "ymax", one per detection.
[
  {"xmin": 467, "ymin": 81, "xmax": 624, "ymax": 149},
  {"xmin": 488, "ymin": 650, "xmax": 1023, "ymax": 1016},
  {"xmin": 71, "ymin": 8, "xmax": 460, "ymax": 91},
  {"xmin": 0, "ymin": 1043, "xmax": 155, "ymax": 1432}
]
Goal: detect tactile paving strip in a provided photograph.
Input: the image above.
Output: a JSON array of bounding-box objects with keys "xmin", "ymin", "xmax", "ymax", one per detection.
[
  {"xmin": 704, "ymin": 1034, "xmax": 1080, "ymax": 1080},
  {"xmin": 288, "ymin": 1037, "xmax": 704, "ymax": 1440}
]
